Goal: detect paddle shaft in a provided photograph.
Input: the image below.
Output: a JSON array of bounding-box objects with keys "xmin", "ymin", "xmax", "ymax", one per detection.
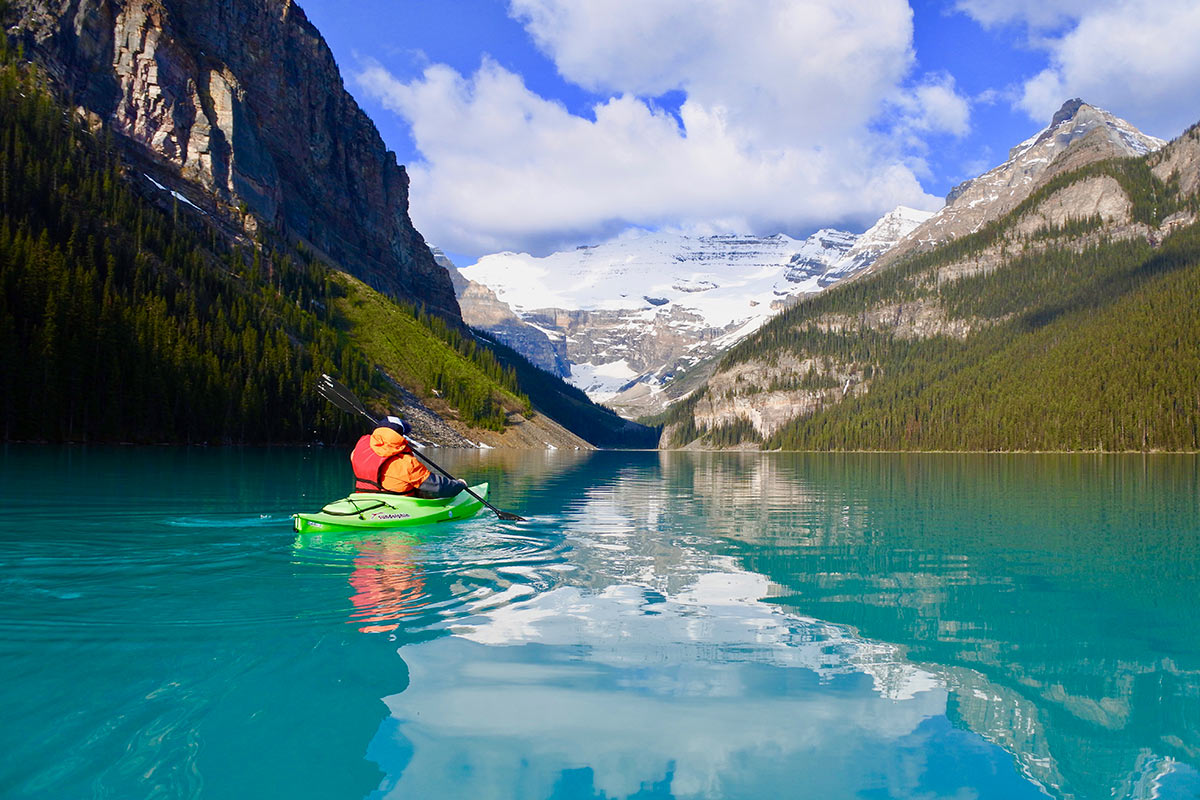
[{"xmin": 316, "ymin": 374, "xmax": 524, "ymax": 521}]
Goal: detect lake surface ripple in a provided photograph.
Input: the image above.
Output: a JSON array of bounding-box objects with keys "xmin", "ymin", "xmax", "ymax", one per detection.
[{"xmin": 1, "ymin": 446, "xmax": 1197, "ymax": 799}]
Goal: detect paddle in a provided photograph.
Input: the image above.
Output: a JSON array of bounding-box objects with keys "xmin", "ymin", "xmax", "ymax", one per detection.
[{"xmin": 315, "ymin": 373, "xmax": 526, "ymax": 521}]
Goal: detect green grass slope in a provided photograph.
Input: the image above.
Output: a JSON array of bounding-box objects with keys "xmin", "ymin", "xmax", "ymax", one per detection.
[{"xmin": 331, "ymin": 271, "xmax": 530, "ymax": 432}]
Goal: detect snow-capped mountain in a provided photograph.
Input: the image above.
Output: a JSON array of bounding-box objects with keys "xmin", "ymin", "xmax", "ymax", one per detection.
[
  {"xmin": 781, "ymin": 229, "xmax": 857, "ymax": 284},
  {"xmin": 433, "ymin": 247, "xmax": 571, "ymax": 377},
  {"xmin": 809, "ymin": 206, "xmax": 937, "ymax": 285},
  {"xmin": 873, "ymin": 99, "xmax": 1166, "ymax": 272},
  {"xmin": 467, "ymin": 231, "xmax": 830, "ymax": 328},
  {"xmin": 454, "ymin": 205, "xmax": 933, "ymax": 416}
]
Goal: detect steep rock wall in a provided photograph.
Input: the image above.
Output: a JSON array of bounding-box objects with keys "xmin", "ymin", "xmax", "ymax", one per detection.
[{"xmin": 6, "ymin": 0, "xmax": 459, "ymax": 317}]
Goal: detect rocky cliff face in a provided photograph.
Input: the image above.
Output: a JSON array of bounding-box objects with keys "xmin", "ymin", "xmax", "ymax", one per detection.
[
  {"xmin": 6, "ymin": 0, "xmax": 459, "ymax": 317},
  {"xmin": 1150, "ymin": 119, "xmax": 1200, "ymax": 198}
]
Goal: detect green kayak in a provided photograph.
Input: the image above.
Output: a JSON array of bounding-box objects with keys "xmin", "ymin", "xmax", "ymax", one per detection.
[{"xmin": 293, "ymin": 483, "xmax": 489, "ymax": 533}]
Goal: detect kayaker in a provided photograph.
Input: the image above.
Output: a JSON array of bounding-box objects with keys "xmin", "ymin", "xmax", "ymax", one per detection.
[{"xmin": 351, "ymin": 417, "xmax": 466, "ymax": 498}]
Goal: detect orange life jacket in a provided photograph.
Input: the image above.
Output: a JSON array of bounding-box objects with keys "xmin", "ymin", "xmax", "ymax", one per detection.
[{"xmin": 350, "ymin": 429, "xmax": 430, "ymax": 494}]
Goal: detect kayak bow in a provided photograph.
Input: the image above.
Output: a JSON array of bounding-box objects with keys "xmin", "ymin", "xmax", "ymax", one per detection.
[{"xmin": 293, "ymin": 483, "xmax": 489, "ymax": 533}]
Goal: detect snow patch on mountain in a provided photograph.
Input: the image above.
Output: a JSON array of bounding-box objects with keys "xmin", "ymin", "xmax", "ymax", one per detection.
[
  {"xmin": 463, "ymin": 233, "xmax": 800, "ymax": 330},
  {"xmin": 459, "ymin": 207, "xmax": 933, "ymax": 413},
  {"xmin": 461, "ymin": 214, "xmax": 930, "ymax": 334},
  {"xmin": 568, "ymin": 360, "xmax": 640, "ymax": 402}
]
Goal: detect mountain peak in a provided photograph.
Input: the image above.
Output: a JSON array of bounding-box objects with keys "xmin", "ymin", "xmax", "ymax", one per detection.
[
  {"xmin": 1050, "ymin": 98, "xmax": 1087, "ymax": 128},
  {"xmin": 875, "ymin": 99, "xmax": 1166, "ymax": 272},
  {"xmin": 1001, "ymin": 100, "xmax": 1154, "ymax": 167}
]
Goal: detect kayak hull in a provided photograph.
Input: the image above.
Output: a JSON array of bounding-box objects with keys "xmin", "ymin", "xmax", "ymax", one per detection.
[{"xmin": 292, "ymin": 483, "xmax": 488, "ymax": 533}]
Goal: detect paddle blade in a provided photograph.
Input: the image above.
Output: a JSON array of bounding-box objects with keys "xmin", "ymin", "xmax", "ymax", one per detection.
[{"xmin": 317, "ymin": 373, "xmax": 377, "ymax": 425}]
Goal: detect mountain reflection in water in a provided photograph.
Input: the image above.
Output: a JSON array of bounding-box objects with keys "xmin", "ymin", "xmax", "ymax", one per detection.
[
  {"xmin": 670, "ymin": 452, "xmax": 1200, "ymax": 798},
  {"xmin": 343, "ymin": 451, "xmax": 1199, "ymax": 799}
]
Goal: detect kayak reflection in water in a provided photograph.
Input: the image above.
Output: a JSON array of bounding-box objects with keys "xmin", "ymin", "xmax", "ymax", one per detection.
[{"xmin": 350, "ymin": 416, "xmax": 466, "ymax": 499}]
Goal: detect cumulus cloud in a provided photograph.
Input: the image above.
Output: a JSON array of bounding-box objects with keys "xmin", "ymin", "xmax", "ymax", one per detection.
[
  {"xmin": 890, "ymin": 73, "xmax": 972, "ymax": 138},
  {"xmin": 355, "ymin": 0, "xmax": 960, "ymax": 256},
  {"xmin": 954, "ymin": 0, "xmax": 1100, "ymax": 31},
  {"xmin": 958, "ymin": 0, "xmax": 1200, "ymax": 139},
  {"xmin": 508, "ymin": 0, "xmax": 915, "ymax": 148}
]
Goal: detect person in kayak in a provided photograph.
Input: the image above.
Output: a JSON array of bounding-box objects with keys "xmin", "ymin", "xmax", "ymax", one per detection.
[{"xmin": 351, "ymin": 416, "xmax": 466, "ymax": 498}]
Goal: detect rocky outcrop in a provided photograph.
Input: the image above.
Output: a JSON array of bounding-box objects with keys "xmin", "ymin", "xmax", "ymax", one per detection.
[
  {"xmin": 460, "ymin": 285, "xmax": 572, "ymax": 377},
  {"xmin": 1150, "ymin": 119, "xmax": 1200, "ymax": 199},
  {"xmin": 684, "ymin": 354, "xmax": 866, "ymax": 443},
  {"xmin": 6, "ymin": 0, "xmax": 459, "ymax": 317},
  {"xmin": 1009, "ymin": 175, "xmax": 1131, "ymax": 236},
  {"xmin": 431, "ymin": 247, "xmax": 469, "ymax": 295},
  {"xmin": 814, "ymin": 299, "xmax": 981, "ymax": 341},
  {"xmin": 529, "ymin": 305, "xmax": 718, "ymax": 379}
]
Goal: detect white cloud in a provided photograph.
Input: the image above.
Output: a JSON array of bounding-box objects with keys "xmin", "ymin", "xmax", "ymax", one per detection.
[
  {"xmin": 959, "ymin": 0, "xmax": 1200, "ymax": 139},
  {"xmin": 354, "ymin": 0, "xmax": 958, "ymax": 256},
  {"xmin": 974, "ymin": 88, "xmax": 1002, "ymax": 106},
  {"xmin": 954, "ymin": 0, "xmax": 1099, "ymax": 31},
  {"xmin": 508, "ymin": 0, "xmax": 916, "ymax": 148},
  {"xmin": 890, "ymin": 73, "xmax": 972, "ymax": 138},
  {"xmin": 359, "ymin": 59, "xmax": 941, "ymax": 256},
  {"xmin": 1018, "ymin": 0, "xmax": 1200, "ymax": 138}
]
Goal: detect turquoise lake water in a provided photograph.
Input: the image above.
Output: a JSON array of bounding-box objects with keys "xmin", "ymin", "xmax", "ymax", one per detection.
[{"xmin": 1, "ymin": 446, "xmax": 1198, "ymax": 799}]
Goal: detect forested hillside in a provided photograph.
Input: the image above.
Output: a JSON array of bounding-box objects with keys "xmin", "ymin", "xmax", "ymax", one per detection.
[
  {"xmin": 662, "ymin": 127, "xmax": 1200, "ymax": 452},
  {"xmin": 0, "ymin": 54, "xmax": 369, "ymax": 443},
  {"xmin": 0, "ymin": 50, "xmax": 650, "ymax": 446}
]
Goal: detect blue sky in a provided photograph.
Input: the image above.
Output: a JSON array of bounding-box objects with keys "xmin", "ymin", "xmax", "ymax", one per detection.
[{"xmin": 298, "ymin": 0, "xmax": 1200, "ymax": 261}]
